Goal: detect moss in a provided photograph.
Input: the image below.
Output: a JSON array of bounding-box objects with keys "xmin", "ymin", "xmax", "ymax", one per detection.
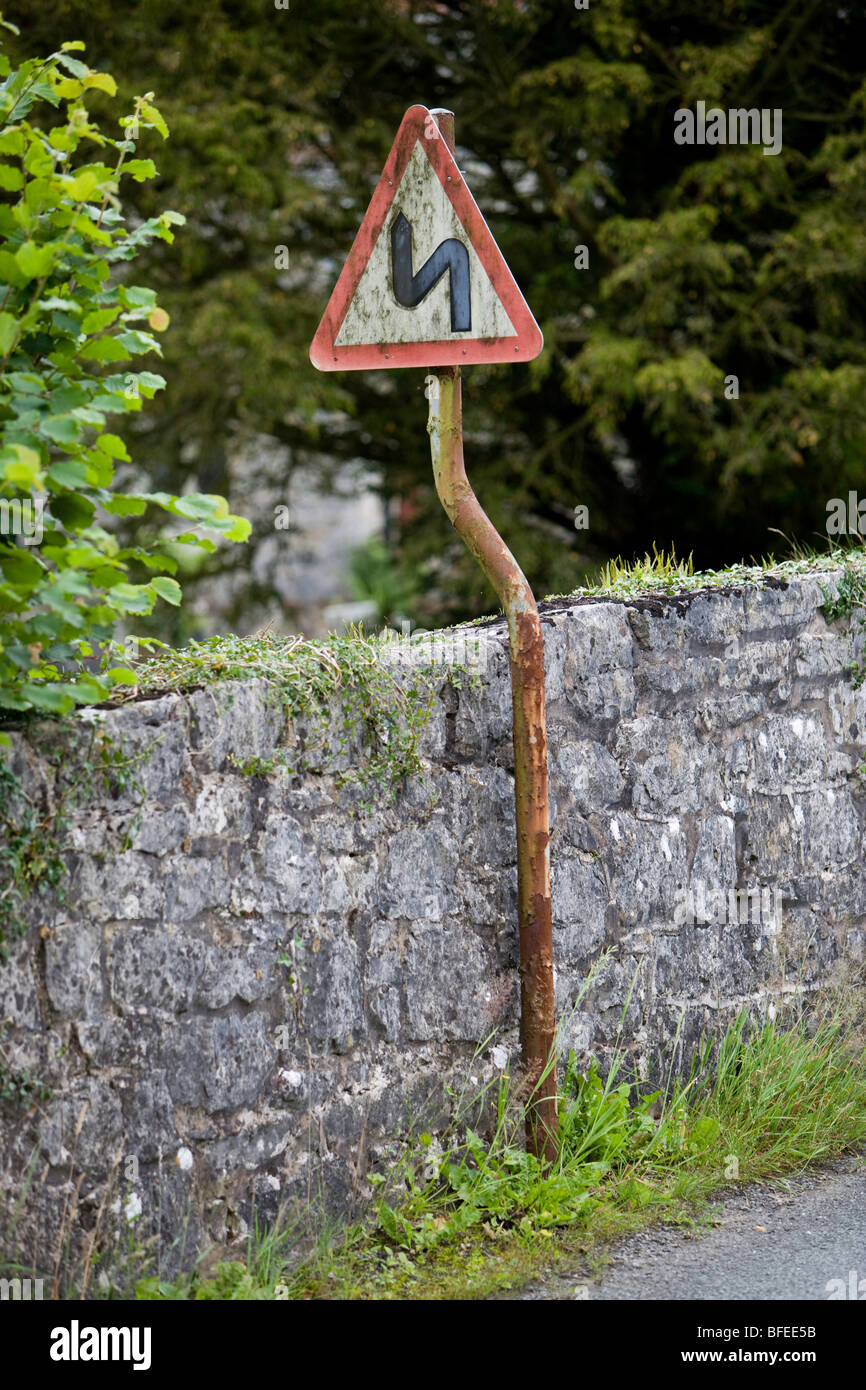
[
  {"xmin": 0, "ymin": 725, "xmax": 152, "ymax": 961},
  {"xmin": 116, "ymin": 628, "xmax": 481, "ymax": 808}
]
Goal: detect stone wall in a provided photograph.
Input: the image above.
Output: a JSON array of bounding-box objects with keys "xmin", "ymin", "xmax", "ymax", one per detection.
[{"xmin": 1, "ymin": 565, "xmax": 864, "ymax": 1278}]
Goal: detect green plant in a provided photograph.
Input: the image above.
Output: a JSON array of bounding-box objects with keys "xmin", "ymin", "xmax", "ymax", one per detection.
[
  {"xmin": 228, "ymin": 752, "xmax": 290, "ymax": 778},
  {"xmin": 594, "ymin": 543, "xmax": 695, "ymax": 594},
  {"xmin": 559, "ymin": 1055, "xmax": 659, "ymax": 1165},
  {"xmin": 542, "ymin": 547, "xmax": 864, "ymax": 605},
  {"xmin": 0, "ymin": 752, "xmax": 67, "ymax": 956},
  {"xmin": 124, "ymin": 628, "xmax": 473, "ymax": 808},
  {"xmin": 0, "ymin": 1027, "xmax": 50, "ymax": 1107},
  {"xmin": 821, "ymin": 558, "xmax": 866, "ymax": 623},
  {"xmin": 0, "ymin": 719, "xmax": 152, "ymax": 957},
  {"xmin": 672, "ymin": 1009, "xmax": 866, "ymax": 1175},
  {"xmin": 0, "ymin": 21, "xmax": 249, "ymax": 722},
  {"xmin": 821, "ymin": 555, "xmax": 866, "ymax": 686}
]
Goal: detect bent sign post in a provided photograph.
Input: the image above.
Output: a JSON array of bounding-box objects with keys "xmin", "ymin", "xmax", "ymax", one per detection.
[{"xmin": 310, "ymin": 105, "xmax": 557, "ymax": 1161}]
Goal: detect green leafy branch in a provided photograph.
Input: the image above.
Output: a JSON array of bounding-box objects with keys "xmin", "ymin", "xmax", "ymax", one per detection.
[{"xmin": 0, "ymin": 28, "xmax": 249, "ymax": 721}]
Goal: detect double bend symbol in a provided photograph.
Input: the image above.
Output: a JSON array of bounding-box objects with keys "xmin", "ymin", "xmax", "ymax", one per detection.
[{"xmin": 390, "ymin": 211, "xmax": 471, "ymax": 333}]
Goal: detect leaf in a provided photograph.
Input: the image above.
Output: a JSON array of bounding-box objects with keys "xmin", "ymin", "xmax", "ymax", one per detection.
[
  {"xmin": 688, "ymin": 1115, "xmax": 721, "ymax": 1151},
  {"xmin": 0, "ymin": 551, "xmax": 42, "ymax": 589},
  {"xmin": 39, "ymin": 295, "xmax": 81, "ymax": 313},
  {"xmin": 101, "ymin": 495, "xmax": 147, "ymax": 516},
  {"xmin": 134, "ymin": 370, "xmax": 165, "ymax": 397},
  {"xmin": 83, "ymin": 72, "xmax": 117, "ymax": 97},
  {"xmin": 81, "ymin": 306, "xmax": 121, "ymax": 333},
  {"xmin": 66, "ymin": 169, "xmax": 102, "ymax": 202},
  {"xmin": 150, "ymin": 575, "xmax": 181, "ymax": 606},
  {"xmin": 8, "ymin": 372, "xmax": 47, "ymax": 395},
  {"xmin": 204, "ymin": 514, "xmax": 252, "ymax": 542},
  {"xmin": 119, "ymin": 548, "xmax": 177, "ymax": 574},
  {"xmin": 64, "ymin": 544, "xmax": 113, "ymax": 570},
  {"xmin": 0, "ymin": 163, "xmax": 24, "ymax": 191},
  {"xmin": 0, "ymin": 129, "xmax": 25, "ymax": 155},
  {"xmin": 41, "ymin": 414, "xmax": 81, "ymax": 444},
  {"xmin": 50, "ymin": 76, "xmax": 83, "ymax": 100},
  {"xmin": 0, "ymin": 249, "xmax": 26, "ymax": 286},
  {"xmin": 47, "ymin": 126, "xmax": 76, "ymax": 152},
  {"xmin": 72, "ymin": 212, "xmax": 112, "ymax": 245},
  {"xmin": 173, "ymin": 493, "xmax": 228, "ymax": 521},
  {"xmin": 18, "ymin": 682, "xmax": 75, "ymax": 712},
  {"xmin": 47, "ymin": 458, "xmax": 90, "ymax": 488},
  {"xmin": 107, "ymin": 582, "xmax": 155, "ymax": 614},
  {"xmin": 24, "ymin": 142, "xmax": 54, "ymax": 178},
  {"xmin": 0, "ymin": 311, "xmax": 18, "ymax": 354},
  {"xmin": 79, "ymin": 335, "xmax": 131, "ymax": 362},
  {"xmin": 50, "ymin": 493, "xmax": 95, "ymax": 531},
  {"xmin": 82, "ymin": 450, "xmax": 113, "ymax": 486},
  {"xmin": 174, "ymin": 532, "xmax": 216, "ymax": 552},
  {"xmin": 119, "ymin": 285, "xmax": 157, "ymax": 308},
  {"xmin": 118, "ymin": 328, "xmax": 160, "ymax": 354},
  {"xmin": 70, "ymin": 407, "xmax": 107, "ymax": 429},
  {"xmin": 377, "ymin": 1202, "xmax": 413, "ymax": 1248},
  {"xmin": 56, "ymin": 53, "xmax": 88, "ymax": 79},
  {"xmin": 123, "ymin": 158, "xmax": 156, "ymax": 182},
  {"xmin": 140, "ymin": 101, "xmax": 169, "ymax": 138},
  {"xmin": 15, "ymin": 240, "xmax": 55, "ymax": 279},
  {"xmin": 0, "ymin": 444, "xmax": 43, "ymax": 485},
  {"xmin": 25, "ymin": 176, "xmax": 59, "ymax": 211},
  {"xmin": 95, "ymin": 433, "xmax": 130, "ymax": 460}
]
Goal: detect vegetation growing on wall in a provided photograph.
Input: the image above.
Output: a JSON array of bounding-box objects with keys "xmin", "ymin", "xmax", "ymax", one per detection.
[
  {"xmin": 0, "ymin": 719, "xmax": 151, "ymax": 958},
  {"xmin": 124, "ymin": 626, "xmax": 481, "ymax": 809}
]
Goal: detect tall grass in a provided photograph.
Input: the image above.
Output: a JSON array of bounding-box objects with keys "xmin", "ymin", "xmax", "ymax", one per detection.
[
  {"xmin": 126, "ymin": 986, "xmax": 866, "ymax": 1300},
  {"xmin": 9, "ymin": 986, "xmax": 862, "ymax": 1301}
]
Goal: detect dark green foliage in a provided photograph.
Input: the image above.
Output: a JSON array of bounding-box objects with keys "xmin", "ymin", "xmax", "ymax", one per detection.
[{"xmin": 6, "ymin": 2, "xmax": 865, "ymax": 626}]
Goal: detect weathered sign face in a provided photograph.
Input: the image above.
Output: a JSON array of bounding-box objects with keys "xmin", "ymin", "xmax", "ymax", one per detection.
[{"xmin": 310, "ymin": 105, "xmax": 543, "ymax": 370}]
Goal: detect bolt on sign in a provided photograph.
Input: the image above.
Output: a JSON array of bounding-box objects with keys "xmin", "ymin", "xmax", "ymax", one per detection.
[
  {"xmin": 310, "ymin": 107, "xmax": 557, "ymax": 1163},
  {"xmin": 309, "ymin": 105, "xmax": 543, "ymax": 370}
]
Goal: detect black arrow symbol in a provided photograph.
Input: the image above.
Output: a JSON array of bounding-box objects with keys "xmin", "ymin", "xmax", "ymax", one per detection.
[{"xmin": 390, "ymin": 211, "xmax": 471, "ymax": 333}]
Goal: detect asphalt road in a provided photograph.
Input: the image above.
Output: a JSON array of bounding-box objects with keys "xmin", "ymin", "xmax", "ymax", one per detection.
[{"xmin": 515, "ymin": 1155, "xmax": 866, "ymax": 1301}]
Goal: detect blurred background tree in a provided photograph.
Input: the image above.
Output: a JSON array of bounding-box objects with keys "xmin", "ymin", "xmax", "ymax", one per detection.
[{"xmin": 8, "ymin": 0, "xmax": 866, "ymax": 632}]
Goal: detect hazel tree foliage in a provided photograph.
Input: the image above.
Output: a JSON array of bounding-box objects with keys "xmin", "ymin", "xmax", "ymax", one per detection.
[{"xmin": 0, "ymin": 17, "xmax": 249, "ymax": 717}]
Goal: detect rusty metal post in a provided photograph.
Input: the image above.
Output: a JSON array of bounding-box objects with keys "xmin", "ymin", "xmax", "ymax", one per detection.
[{"xmin": 426, "ymin": 108, "xmax": 557, "ymax": 1163}]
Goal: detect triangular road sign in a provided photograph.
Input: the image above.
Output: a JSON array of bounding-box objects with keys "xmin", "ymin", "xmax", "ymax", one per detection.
[{"xmin": 310, "ymin": 105, "xmax": 544, "ymax": 371}]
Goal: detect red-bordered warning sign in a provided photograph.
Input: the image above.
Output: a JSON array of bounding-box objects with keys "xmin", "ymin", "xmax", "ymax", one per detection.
[{"xmin": 310, "ymin": 105, "xmax": 544, "ymax": 371}]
